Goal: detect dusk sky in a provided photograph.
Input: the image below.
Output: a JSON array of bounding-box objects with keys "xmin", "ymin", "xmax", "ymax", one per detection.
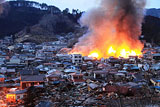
[{"xmin": 29, "ymin": 0, "xmax": 160, "ymax": 11}]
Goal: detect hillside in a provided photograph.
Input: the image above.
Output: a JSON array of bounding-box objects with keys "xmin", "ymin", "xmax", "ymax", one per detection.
[
  {"xmin": 0, "ymin": 0, "xmax": 61, "ymax": 37},
  {"xmin": 146, "ymin": 8, "xmax": 160, "ymax": 18},
  {"xmin": 0, "ymin": 1, "xmax": 159, "ymax": 45},
  {"xmin": 142, "ymin": 16, "xmax": 160, "ymax": 45}
]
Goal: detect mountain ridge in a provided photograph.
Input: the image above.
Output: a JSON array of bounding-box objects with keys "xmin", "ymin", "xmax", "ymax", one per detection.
[
  {"xmin": 146, "ymin": 8, "xmax": 160, "ymax": 18},
  {"xmin": 0, "ymin": 0, "xmax": 159, "ymax": 45}
]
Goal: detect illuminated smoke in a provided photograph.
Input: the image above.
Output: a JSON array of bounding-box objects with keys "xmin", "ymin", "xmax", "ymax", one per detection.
[{"xmin": 71, "ymin": 0, "xmax": 146, "ymax": 58}]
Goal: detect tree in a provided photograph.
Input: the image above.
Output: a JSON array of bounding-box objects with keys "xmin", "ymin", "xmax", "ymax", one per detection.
[
  {"xmin": 40, "ymin": 3, "xmax": 48, "ymax": 10},
  {"xmin": 63, "ymin": 8, "xmax": 69, "ymax": 14}
]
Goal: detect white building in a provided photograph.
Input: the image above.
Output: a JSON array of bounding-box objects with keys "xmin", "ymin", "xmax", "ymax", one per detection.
[{"xmin": 70, "ymin": 54, "xmax": 82, "ymax": 64}]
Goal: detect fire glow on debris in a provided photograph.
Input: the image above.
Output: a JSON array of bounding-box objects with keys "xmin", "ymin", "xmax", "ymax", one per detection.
[
  {"xmin": 88, "ymin": 52, "xmax": 99, "ymax": 58},
  {"xmin": 70, "ymin": 0, "xmax": 146, "ymax": 59}
]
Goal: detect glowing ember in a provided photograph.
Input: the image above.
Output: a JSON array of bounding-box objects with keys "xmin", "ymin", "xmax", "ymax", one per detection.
[
  {"xmin": 120, "ymin": 49, "xmax": 136, "ymax": 58},
  {"xmin": 107, "ymin": 46, "xmax": 141, "ymax": 58},
  {"xmin": 88, "ymin": 52, "xmax": 99, "ymax": 58},
  {"xmin": 108, "ymin": 47, "xmax": 116, "ymax": 54}
]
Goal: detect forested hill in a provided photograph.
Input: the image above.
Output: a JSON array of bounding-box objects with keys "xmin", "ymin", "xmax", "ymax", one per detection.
[
  {"xmin": 0, "ymin": 0, "xmax": 159, "ymax": 45},
  {"xmin": 0, "ymin": 1, "xmax": 51, "ymax": 37},
  {"xmin": 0, "ymin": 0, "xmax": 82, "ymax": 38},
  {"xmin": 142, "ymin": 16, "xmax": 160, "ymax": 45},
  {"xmin": 146, "ymin": 8, "xmax": 160, "ymax": 18}
]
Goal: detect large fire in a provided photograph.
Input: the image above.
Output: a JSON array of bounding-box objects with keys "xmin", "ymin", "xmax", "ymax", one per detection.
[
  {"xmin": 70, "ymin": 35, "xmax": 143, "ymax": 59},
  {"xmin": 88, "ymin": 47, "xmax": 142, "ymax": 59},
  {"xmin": 70, "ymin": 0, "xmax": 145, "ymax": 59}
]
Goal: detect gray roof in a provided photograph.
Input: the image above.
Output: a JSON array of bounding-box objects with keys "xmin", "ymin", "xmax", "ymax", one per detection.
[
  {"xmin": 21, "ymin": 75, "xmax": 45, "ymax": 82},
  {"xmin": 0, "ymin": 83, "xmax": 20, "ymax": 88},
  {"xmin": 10, "ymin": 89, "xmax": 27, "ymax": 94},
  {"xmin": 20, "ymin": 69, "xmax": 39, "ymax": 75},
  {"xmin": 153, "ymin": 53, "xmax": 160, "ymax": 56},
  {"xmin": 0, "ymin": 75, "xmax": 5, "ymax": 78},
  {"xmin": 36, "ymin": 101, "xmax": 53, "ymax": 107}
]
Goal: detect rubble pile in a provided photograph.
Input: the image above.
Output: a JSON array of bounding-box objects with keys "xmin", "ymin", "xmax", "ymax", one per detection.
[{"xmin": 0, "ymin": 36, "xmax": 160, "ymax": 106}]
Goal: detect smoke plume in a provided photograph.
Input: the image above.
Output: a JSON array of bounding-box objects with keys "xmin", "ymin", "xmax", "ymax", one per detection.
[
  {"xmin": 71, "ymin": 0, "xmax": 146, "ymax": 58},
  {"xmin": 0, "ymin": 0, "xmax": 5, "ymax": 14}
]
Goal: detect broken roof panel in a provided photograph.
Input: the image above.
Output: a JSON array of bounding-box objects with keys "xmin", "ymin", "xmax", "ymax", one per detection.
[
  {"xmin": 21, "ymin": 75, "xmax": 45, "ymax": 82},
  {"xmin": 20, "ymin": 69, "xmax": 39, "ymax": 75},
  {"xmin": 64, "ymin": 69, "xmax": 79, "ymax": 73},
  {"xmin": 88, "ymin": 83, "xmax": 98, "ymax": 89}
]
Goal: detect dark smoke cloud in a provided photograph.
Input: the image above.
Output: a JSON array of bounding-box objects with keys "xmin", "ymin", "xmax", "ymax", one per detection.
[
  {"xmin": 0, "ymin": 0, "xmax": 5, "ymax": 14},
  {"xmin": 80, "ymin": 0, "xmax": 146, "ymax": 39},
  {"xmin": 113, "ymin": 0, "xmax": 146, "ymax": 39},
  {"xmin": 71, "ymin": 0, "xmax": 146, "ymax": 58}
]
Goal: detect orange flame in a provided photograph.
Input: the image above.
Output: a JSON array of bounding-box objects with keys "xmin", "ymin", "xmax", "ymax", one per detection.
[
  {"xmin": 70, "ymin": 34, "xmax": 143, "ymax": 59},
  {"xmin": 86, "ymin": 47, "xmax": 142, "ymax": 59},
  {"xmin": 88, "ymin": 52, "xmax": 99, "ymax": 58}
]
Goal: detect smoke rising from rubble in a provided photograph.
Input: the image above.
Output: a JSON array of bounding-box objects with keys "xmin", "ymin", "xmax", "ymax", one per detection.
[
  {"xmin": 0, "ymin": 0, "xmax": 5, "ymax": 14},
  {"xmin": 71, "ymin": 0, "xmax": 146, "ymax": 58}
]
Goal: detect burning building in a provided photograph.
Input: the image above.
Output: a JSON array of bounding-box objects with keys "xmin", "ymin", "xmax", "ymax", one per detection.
[{"xmin": 70, "ymin": 0, "xmax": 146, "ymax": 59}]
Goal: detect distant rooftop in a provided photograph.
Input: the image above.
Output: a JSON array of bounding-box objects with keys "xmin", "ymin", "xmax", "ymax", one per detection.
[{"xmin": 21, "ymin": 75, "xmax": 45, "ymax": 82}]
